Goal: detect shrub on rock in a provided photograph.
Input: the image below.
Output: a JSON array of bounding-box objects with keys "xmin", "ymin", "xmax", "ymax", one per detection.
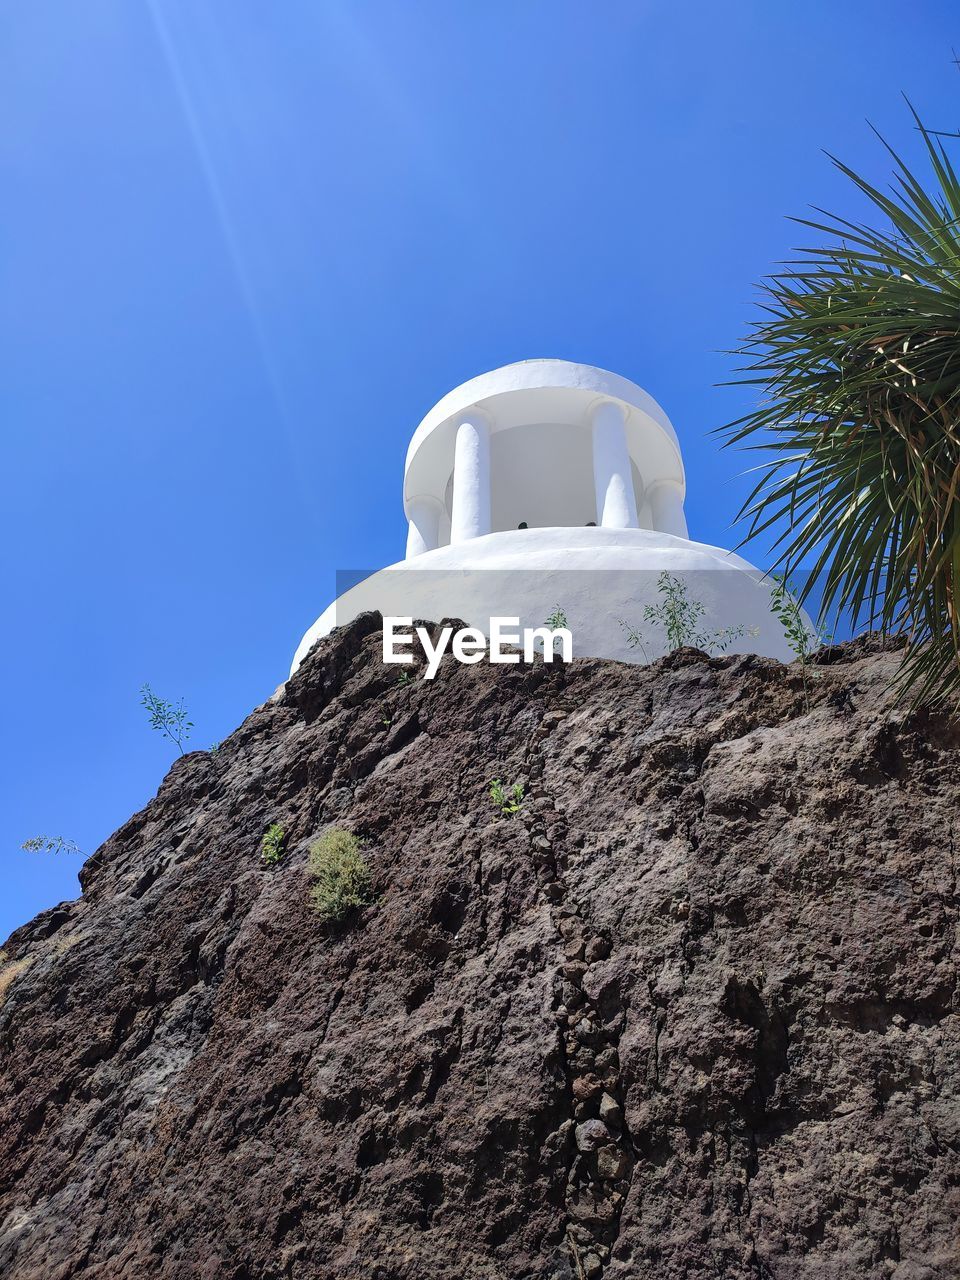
[{"xmin": 308, "ymin": 829, "xmax": 372, "ymax": 922}]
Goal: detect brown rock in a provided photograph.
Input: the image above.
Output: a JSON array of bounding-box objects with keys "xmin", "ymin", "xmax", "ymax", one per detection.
[
  {"xmin": 584, "ymin": 935, "xmax": 611, "ymax": 963},
  {"xmin": 598, "ymin": 1092, "xmax": 622, "ymax": 1126},
  {"xmin": 575, "ymin": 1119, "xmax": 610, "ymax": 1152},
  {"xmin": 595, "ymin": 1144, "xmax": 628, "ymax": 1181},
  {"xmin": 0, "ymin": 621, "xmax": 956, "ymax": 1279},
  {"xmin": 572, "ymin": 1073, "xmax": 602, "ymax": 1102}
]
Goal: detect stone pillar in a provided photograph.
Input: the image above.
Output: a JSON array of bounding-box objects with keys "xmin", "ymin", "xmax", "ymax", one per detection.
[
  {"xmin": 405, "ymin": 496, "xmax": 444, "ymax": 559},
  {"xmin": 450, "ymin": 413, "xmax": 491, "ymax": 544},
  {"xmin": 648, "ymin": 481, "xmax": 689, "ymax": 539},
  {"xmin": 591, "ymin": 400, "xmax": 639, "ymax": 529}
]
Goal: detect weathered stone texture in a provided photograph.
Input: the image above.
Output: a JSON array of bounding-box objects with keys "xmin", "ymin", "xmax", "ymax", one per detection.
[{"xmin": 1, "ymin": 617, "xmax": 957, "ymax": 1278}]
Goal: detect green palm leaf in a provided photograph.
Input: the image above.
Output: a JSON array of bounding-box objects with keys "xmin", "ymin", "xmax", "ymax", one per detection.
[{"xmin": 722, "ymin": 100, "xmax": 960, "ymax": 703}]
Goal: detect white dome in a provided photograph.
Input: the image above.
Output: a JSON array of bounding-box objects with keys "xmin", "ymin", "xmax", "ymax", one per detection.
[
  {"xmin": 403, "ymin": 359, "xmax": 683, "ymax": 542},
  {"xmin": 291, "ymin": 361, "xmax": 798, "ymax": 675}
]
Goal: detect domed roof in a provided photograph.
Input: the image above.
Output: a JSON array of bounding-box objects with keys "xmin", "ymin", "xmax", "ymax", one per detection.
[{"xmin": 403, "ymin": 359, "xmax": 684, "ymax": 516}]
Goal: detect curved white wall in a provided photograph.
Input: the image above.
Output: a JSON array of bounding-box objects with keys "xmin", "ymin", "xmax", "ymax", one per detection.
[{"xmin": 291, "ymin": 527, "xmax": 804, "ymax": 675}]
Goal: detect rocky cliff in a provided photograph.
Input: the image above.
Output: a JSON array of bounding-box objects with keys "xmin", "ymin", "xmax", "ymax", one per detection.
[{"xmin": 1, "ymin": 616, "xmax": 958, "ymax": 1280}]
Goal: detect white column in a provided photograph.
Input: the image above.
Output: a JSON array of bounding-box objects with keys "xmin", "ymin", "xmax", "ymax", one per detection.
[
  {"xmin": 405, "ymin": 496, "xmax": 443, "ymax": 559},
  {"xmin": 591, "ymin": 400, "xmax": 638, "ymax": 529},
  {"xmin": 648, "ymin": 482, "xmax": 689, "ymax": 539},
  {"xmin": 450, "ymin": 414, "xmax": 491, "ymax": 544}
]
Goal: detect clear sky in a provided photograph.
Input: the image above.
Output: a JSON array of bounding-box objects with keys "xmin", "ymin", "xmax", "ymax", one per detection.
[{"xmin": 2, "ymin": 1, "xmax": 958, "ymax": 939}]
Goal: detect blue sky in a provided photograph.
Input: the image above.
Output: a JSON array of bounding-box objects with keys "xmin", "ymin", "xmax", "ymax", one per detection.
[{"xmin": 3, "ymin": 1, "xmax": 958, "ymax": 938}]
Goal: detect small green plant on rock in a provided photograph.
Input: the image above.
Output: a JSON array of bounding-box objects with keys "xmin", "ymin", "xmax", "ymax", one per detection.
[
  {"xmin": 621, "ymin": 571, "xmax": 749, "ymax": 657},
  {"xmin": 140, "ymin": 684, "xmax": 193, "ymax": 755},
  {"xmin": 769, "ymin": 575, "xmax": 829, "ymax": 709},
  {"xmin": 260, "ymin": 823, "xmax": 285, "ymax": 866},
  {"xmin": 644, "ymin": 572, "xmax": 704, "ymax": 649},
  {"xmin": 308, "ymin": 829, "xmax": 373, "ymax": 922},
  {"xmin": 21, "ymin": 835, "xmax": 82, "ymax": 856},
  {"xmin": 770, "ymin": 575, "xmax": 825, "ymax": 662},
  {"xmin": 544, "ymin": 605, "xmax": 569, "ymax": 654},
  {"xmin": 490, "ymin": 778, "xmax": 524, "ymax": 817}
]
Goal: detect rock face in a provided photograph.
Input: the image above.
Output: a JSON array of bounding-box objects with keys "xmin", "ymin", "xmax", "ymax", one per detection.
[{"xmin": 1, "ymin": 616, "xmax": 958, "ymax": 1280}]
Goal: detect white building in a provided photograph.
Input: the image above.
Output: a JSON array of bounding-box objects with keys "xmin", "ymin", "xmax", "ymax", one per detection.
[{"xmin": 291, "ymin": 360, "xmax": 798, "ymax": 674}]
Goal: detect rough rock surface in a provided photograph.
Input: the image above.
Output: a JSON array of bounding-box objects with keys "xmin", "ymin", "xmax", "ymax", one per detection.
[{"xmin": 1, "ymin": 616, "xmax": 958, "ymax": 1280}]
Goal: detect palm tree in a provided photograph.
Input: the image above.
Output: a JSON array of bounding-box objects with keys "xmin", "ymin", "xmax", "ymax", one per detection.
[{"xmin": 724, "ymin": 102, "xmax": 960, "ymax": 703}]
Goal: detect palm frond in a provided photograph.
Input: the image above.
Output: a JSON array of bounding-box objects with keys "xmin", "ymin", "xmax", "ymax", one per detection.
[{"xmin": 721, "ymin": 103, "xmax": 960, "ymax": 704}]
